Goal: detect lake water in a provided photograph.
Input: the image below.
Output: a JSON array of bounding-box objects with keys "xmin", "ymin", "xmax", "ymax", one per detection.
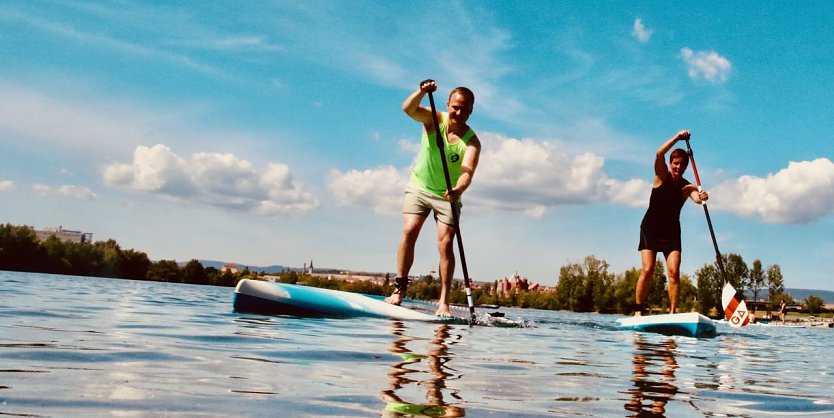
[{"xmin": 1, "ymin": 271, "xmax": 832, "ymax": 417}]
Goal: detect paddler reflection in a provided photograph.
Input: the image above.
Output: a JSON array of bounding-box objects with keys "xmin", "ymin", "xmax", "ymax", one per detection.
[
  {"xmin": 624, "ymin": 334, "xmax": 679, "ymax": 417},
  {"xmin": 381, "ymin": 321, "xmax": 465, "ymax": 417}
]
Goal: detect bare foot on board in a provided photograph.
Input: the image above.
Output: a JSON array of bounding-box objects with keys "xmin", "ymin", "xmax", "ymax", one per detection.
[
  {"xmin": 435, "ymin": 303, "xmax": 451, "ymax": 317},
  {"xmin": 384, "ymin": 291, "xmax": 403, "ymax": 306}
]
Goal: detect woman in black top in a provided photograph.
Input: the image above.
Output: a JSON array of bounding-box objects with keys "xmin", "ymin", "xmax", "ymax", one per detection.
[
  {"xmin": 634, "ymin": 130, "xmax": 708, "ymax": 316},
  {"xmin": 779, "ymin": 299, "xmax": 788, "ymax": 323}
]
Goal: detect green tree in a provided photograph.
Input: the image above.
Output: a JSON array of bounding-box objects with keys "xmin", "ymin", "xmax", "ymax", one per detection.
[
  {"xmin": 723, "ymin": 253, "xmax": 749, "ymax": 292},
  {"xmin": 0, "ymin": 223, "xmax": 43, "ymax": 272},
  {"xmin": 41, "ymin": 235, "xmax": 100, "ymax": 276},
  {"xmin": 120, "ymin": 249, "xmax": 151, "ymax": 280},
  {"xmin": 147, "ymin": 260, "xmax": 181, "ymax": 282},
  {"xmin": 344, "ymin": 279, "xmax": 381, "ymax": 295},
  {"xmin": 804, "ymin": 295, "xmax": 824, "ymax": 315},
  {"xmin": 555, "ymin": 263, "xmax": 581, "ymax": 310},
  {"xmin": 766, "ymin": 264, "xmax": 784, "ymax": 296},
  {"xmin": 278, "ymin": 271, "xmax": 299, "ymax": 284},
  {"xmin": 411, "ymin": 275, "xmax": 441, "ymax": 301},
  {"xmin": 612, "ymin": 268, "xmax": 639, "ymax": 314},
  {"xmin": 41, "ymin": 235, "xmax": 71, "ymax": 273},
  {"xmin": 183, "ymin": 259, "xmax": 208, "ymax": 285},
  {"xmin": 240, "ymin": 266, "xmax": 253, "ymax": 279},
  {"xmin": 677, "ymin": 274, "xmax": 698, "ymax": 313},
  {"xmin": 766, "ymin": 264, "xmax": 785, "ymax": 317},
  {"xmin": 213, "ymin": 269, "xmax": 237, "ymax": 287},
  {"xmin": 94, "ymin": 239, "xmax": 123, "ymax": 278},
  {"xmin": 748, "ymin": 259, "xmax": 765, "ymax": 313},
  {"xmin": 70, "ymin": 240, "xmax": 103, "ymax": 276},
  {"xmin": 696, "ymin": 263, "xmax": 722, "ymax": 317},
  {"xmin": 587, "ymin": 257, "xmax": 615, "ymax": 313},
  {"xmin": 554, "ymin": 255, "xmax": 614, "ymax": 312}
]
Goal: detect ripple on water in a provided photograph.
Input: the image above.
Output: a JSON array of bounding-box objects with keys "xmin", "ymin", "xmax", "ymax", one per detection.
[
  {"xmin": 0, "ymin": 349, "xmax": 193, "ymax": 363},
  {"xmin": 696, "ymin": 390, "xmax": 834, "ymax": 415},
  {"xmin": 0, "ymin": 309, "xmax": 81, "ymax": 319}
]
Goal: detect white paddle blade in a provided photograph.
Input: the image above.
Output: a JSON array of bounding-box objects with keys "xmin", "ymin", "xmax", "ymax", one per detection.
[{"xmin": 721, "ymin": 283, "xmax": 751, "ymax": 327}]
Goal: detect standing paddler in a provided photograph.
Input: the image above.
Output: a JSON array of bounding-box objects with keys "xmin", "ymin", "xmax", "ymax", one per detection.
[
  {"xmin": 384, "ymin": 79, "xmax": 481, "ymax": 317},
  {"xmin": 634, "ymin": 130, "xmax": 709, "ymax": 316}
]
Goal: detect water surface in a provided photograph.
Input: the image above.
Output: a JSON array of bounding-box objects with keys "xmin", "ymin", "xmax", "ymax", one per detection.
[{"xmin": 1, "ymin": 271, "xmax": 832, "ymax": 417}]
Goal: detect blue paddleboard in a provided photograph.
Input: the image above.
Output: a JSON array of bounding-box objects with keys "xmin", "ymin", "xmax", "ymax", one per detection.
[
  {"xmin": 616, "ymin": 312, "xmax": 717, "ymax": 338},
  {"xmin": 233, "ymin": 279, "xmax": 467, "ymax": 323}
]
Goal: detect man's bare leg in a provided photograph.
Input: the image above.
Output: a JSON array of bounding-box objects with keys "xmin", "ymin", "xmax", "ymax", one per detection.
[
  {"xmin": 665, "ymin": 251, "xmax": 682, "ymax": 314},
  {"xmin": 634, "ymin": 250, "xmax": 657, "ymax": 317},
  {"xmin": 386, "ymin": 214, "xmax": 426, "ymax": 305},
  {"xmin": 434, "ymin": 221, "xmax": 456, "ymax": 317}
]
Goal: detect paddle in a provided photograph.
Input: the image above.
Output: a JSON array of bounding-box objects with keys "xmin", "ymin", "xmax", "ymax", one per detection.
[
  {"xmin": 683, "ymin": 138, "xmax": 749, "ymax": 326},
  {"xmin": 425, "ymin": 83, "xmax": 477, "ymax": 325},
  {"xmin": 682, "ymin": 138, "xmax": 727, "ymax": 282}
]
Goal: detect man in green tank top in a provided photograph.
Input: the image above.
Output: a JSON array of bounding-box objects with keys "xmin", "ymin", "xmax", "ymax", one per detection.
[{"xmin": 384, "ymin": 80, "xmax": 482, "ymax": 317}]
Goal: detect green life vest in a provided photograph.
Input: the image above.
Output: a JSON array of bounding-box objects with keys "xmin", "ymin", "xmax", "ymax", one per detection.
[{"xmin": 408, "ymin": 112, "xmax": 475, "ymax": 197}]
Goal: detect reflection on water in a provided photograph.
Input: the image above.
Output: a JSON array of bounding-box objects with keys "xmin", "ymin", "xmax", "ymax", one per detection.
[
  {"xmin": 381, "ymin": 322, "xmax": 465, "ymax": 417},
  {"xmin": 624, "ymin": 334, "xmax": 678, "ymax": 417}
]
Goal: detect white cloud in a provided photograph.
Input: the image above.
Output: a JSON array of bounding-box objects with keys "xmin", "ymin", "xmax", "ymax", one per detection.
[
  {"xmin": 103, "ymin": 144, "xmax": 319, "ymax": 215},
  {"xmin": 712, "ymin": 158, "xmax": 834, "ymax": 224},
  {"xmin": 32, "ymin": 184, "xmax": 96, "ymax": 200},
  {"xmin": 0, "ymin": 180, "xmax": 15, "ymax": 191},
  {"xmin": 398, "ymin": 139, "xmax": 420, "ymax": 154},
  {"xmin": 104, "ymin": 144, "xmax": 193, "ymax": 195},
  {"xmin": 471, "ymin": 133, "xmax": 648, "ymax": 216},
  {"xmin": 326, "ymin": 133, "xmax": 649, "ymax": 218},
  {"xmin": 680, "ymin": 48, "xmax": 732, "ymax": 83},
  {"xmin": 170, "ymin": 35, "xmax": 284, "ymax": 52},
  {"xmin": 632, "ymin": 18, "xmax": 653, "ymax": 42},
  {"xmin": 327, "ymin": 166, "xmax": 410, "ymax": 215}
]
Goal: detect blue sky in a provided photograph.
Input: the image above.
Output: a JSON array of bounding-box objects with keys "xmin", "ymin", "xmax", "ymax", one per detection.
[{"xmin": 2, "ymin": 1, "xmax": 832, "ymax": 291}]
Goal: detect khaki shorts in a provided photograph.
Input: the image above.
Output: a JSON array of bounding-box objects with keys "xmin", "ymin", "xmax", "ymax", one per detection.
[{"xmin": 402, "ymin": 187, "xmax": 461, "ymax": 226}]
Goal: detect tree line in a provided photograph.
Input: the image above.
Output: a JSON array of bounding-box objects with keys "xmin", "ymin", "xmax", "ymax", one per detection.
[
  {"xmin": 0, "ymin": 223, "xmax": 240, "ymax": 286},
  {"xmin": 1, "ymin": 223, "xmax": 828, "ymax": 316}
]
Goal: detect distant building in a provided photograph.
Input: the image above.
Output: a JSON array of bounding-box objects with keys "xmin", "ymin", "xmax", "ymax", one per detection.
[
  {"xmin": 224, "ymin": 263, "xmax": 239, "ymax": 274},
  {"xmin": 33, "ymin": 226, "xmax": 93, "ymax": 244},
  {"xmin": 496, "ymin": 271, "xmax": 544, "ymax": 296}
]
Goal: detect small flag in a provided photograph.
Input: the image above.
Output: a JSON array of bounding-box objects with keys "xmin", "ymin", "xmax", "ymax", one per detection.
[{"xmin": 721, "ymin": 283, "xmax": 751, "ymax": 327}]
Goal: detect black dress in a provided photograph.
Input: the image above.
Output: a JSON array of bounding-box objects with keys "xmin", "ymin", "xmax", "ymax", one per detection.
[{"xmin": 638, "ymin": 177, "xmax": 690, "ymax": 254}]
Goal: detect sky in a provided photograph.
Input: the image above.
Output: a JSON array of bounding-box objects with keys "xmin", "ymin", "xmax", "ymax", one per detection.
[{"xmin": 2, "ymin": 1, "xmax": 832, "ymax": 291}]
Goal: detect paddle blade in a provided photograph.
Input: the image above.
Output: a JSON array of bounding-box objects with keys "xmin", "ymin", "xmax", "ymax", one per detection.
[{"xmin": 721, "ymin": 283, "xmax": 751, "ymax": 327}]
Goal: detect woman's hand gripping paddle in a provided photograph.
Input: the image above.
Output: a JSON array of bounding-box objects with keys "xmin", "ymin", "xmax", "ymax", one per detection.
[
  {"xmin": 424, "ymin": 80, "xmax": 477, "ymax": 325},
  {"xmin": 683, "ymin": 137, "xmax": 750, "ymax": 327}
]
